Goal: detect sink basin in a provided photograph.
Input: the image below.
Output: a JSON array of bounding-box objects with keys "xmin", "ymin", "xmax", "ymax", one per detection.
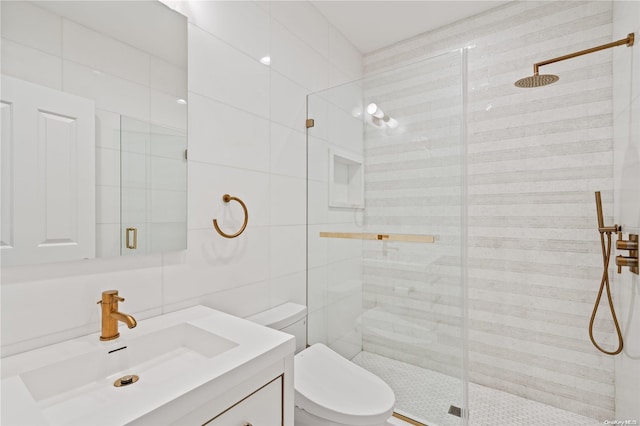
[
  {"xmin": 1, "ymin": 305, "xmax": 295, "ymax": 426},
  {"xmin": 21, "ymin": 323, "xmax": 237, "ymax": 402}
]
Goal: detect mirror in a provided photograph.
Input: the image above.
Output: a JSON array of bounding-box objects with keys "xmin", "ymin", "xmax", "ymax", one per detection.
[{"xmin": 1, "ymin": 1, "xmax": 188, "ymax": 266}]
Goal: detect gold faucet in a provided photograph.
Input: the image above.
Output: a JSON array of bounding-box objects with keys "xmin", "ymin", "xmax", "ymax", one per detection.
[{"xmin": 97, "ymin": 290, "xmax": 137, "ymax": 341}]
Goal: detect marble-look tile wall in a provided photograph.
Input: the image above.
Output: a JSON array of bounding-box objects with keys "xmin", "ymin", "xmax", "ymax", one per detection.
[
  {"xmin": 361, "ymin": 52, "xmax": 465, "ymax": 380},
  {"xmin": 612, "ymin": 1, "xmax": 640, "ymax": 422},
  {"xmin": 364, "ymin": 1, "xmax": 616, "ymax": 420}
]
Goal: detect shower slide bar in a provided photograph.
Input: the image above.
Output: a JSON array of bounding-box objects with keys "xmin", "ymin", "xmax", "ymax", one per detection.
[{"xmin": 319, "ymin": 232, "xmax": 435, "ymax": 243}]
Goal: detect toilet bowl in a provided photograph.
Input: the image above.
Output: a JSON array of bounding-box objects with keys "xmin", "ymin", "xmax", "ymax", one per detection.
[{"xmin": 247, "ymin": 303, "xmax": 395, "ymax": 426}]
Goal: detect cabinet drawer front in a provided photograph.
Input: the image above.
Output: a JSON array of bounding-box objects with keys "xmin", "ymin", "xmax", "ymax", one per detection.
[{"xmin": 205, "ymin": 376, "xmax": 282, "ymax": 426}]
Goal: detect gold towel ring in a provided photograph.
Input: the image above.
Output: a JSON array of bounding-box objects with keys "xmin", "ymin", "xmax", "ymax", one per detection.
[{"xmin": 213, "ymin": 194, "xmax": 248, "ymax": 238}]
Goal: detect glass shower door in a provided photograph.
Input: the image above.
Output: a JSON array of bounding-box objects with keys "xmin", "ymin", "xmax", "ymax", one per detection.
[{"xmin": 306, "ymin": 49, "xmax": 466, "ymax": 426}]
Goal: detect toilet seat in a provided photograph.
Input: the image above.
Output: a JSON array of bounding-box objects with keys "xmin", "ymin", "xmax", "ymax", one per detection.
[{"xmin": 294, "ymin": 344, "xmax": 395, "ymax": 426}]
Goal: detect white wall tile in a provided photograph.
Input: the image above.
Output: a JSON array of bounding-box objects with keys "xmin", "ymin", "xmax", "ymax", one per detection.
[
  {"xmin": 188, "ymin": 162, "xmax": 270, "ymax": 230},
  {"xmin": 120, "ymin": 151, "xmax": 146, "ymax": 189},
  {"xmin": 96, "ymin": 224, "xmax": 121, "ymax": 258},
  {"xmin": 188, "ymin": 93, "xmax": 270, "ymax": 172},
  {"xmin": 270, "ymin": 18, "xmax": 330, "ymax": 92},
  {"xmin": 0, "ymin": 39, "xmax": 62, "ymax": 90},
  {"xmin": 62, "ymin": 20, "xmax": 150, "ymax": 86},
  {"xmin": 178, "ymin": 0, "xmax": 269, "ymax": 62},
  {"xmin": 329, "ymin": 66, "xmax": 356, "ymax": 89},
  {"xmin": 150, "ymin": 89, "xmax": 188, "ymax": 131},
  {"xmin": 327, "ymin": 107, "xmax": 363, "ymax": 154},
  {"xmin": 307, "ymin": 224, "xmax": 329, "ymax": 270},
  {"xmin": 1, "ymin": 257, "xmax": 163, "ymax": 356},
  {"xmin": 150, "ymin": 125, "xmax": 187, "ymax": 159},
  {"xmin": 162, "ymin": 227, "xmax": 270, "ymax": 305},
  {"xmin": 307, "ymin": 180, "xmax": 329, "ymax": 225},
  {"xmin": 150, "ymin": 56, "xmax": 187, "ymax": 98},
  {"xmin": 270, "ymin": 2, "xmax": 330, "ymax": 59},
  {"xmin": 270, "ymin": 175, "xmax": 306, "ymax": 226},
  {"xmin": 149, "ymin": 222, "xmax": 187, "ymax": 253},
  {"xmin": 150, "ymin": 157, "xmax": 187, "ymax": 192},
  {"xmin": 270, "ymin": 123, "xmax": 306, "ymax": 179},
  {"xmin": 307, "ymin": 136, "xmax": 330, "ymax": 183},
  {"xmin": 1, "ymin": 1, "xmax": 61, "ymax": 56},
  {"xmin": 308, "ymin": 266, "xmax": 328, "ymax": 311},
  {"xmin": 121, "ymin": 188, "xmax": 146, "ymax": 224},
  {"xmin": 329, "ymin": 26, "xmax": 363, "ymax": 79},
  {"xmin": 269, "ymin": 270, "xmax": 306, "ymax": 307},
  {"xmin": 188, "ymin": 24, "xmax": 269, "ymax": 118},
  {"xmin": 200, "ymin": 280, "xmax": 271, "ymax": 319},
  {"xmin": 308, "ymin": 308, "xmax": 327, "ymax": 345},
  {"xmin": 121, "ymin": 118, "xmax": 150, "ymax": 154},
  {"xmin": 150, "ymin": 190, "xmax": 187, "ymax": 223},
  {"xmin": 63, "ymin": 60, "xmax": 150, "ymax": 121},
  {"xmin": 95, "ymin": 109, "xmax": 121, "ymax": 150},
  {"xmin": 96, "ymin": 147, "xmax": 120, "ymax": 187},
  {"xmin": 96, "ymin": 185, "xmax": 120, "ymax": 224},
  {"xmin": 270, "ymin": 225, "xmax": 306, "ymax": 278},
  {"xmin": 270, "ymin": 71, "xmax": 308, "ymax": 132}
]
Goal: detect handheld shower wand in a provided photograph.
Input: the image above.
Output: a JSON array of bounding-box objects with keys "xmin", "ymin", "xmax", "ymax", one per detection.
[{"xmin": 590, "ymin": 192, "xmax": 623, "ymax": 355}]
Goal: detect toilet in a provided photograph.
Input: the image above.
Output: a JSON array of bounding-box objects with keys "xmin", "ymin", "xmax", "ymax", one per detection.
[{"xmin": 247, "ymin": 303, "xmax": 395, "ymax": 426}]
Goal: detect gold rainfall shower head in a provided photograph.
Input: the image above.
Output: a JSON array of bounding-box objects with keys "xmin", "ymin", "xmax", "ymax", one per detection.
[{"xmin": 515, "ymin": 32, "xmax": 634, "ymax": 88}]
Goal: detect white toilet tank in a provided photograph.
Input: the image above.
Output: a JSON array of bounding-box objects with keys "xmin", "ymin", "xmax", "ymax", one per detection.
[{"xmin": 246, "ymin": 303, "xmax": 307, "ymax": 353}]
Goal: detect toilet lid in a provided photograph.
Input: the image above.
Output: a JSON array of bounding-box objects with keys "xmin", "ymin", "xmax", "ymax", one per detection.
[{"xmin": 294, "ymin": 344, "xmax": 395, "ymax": 425}]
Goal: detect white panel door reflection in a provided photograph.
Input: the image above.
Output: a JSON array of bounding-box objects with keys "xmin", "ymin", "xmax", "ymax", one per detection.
[{"xmin": 1, "ymin": 76, "xmax": 95, "ymax": 266}]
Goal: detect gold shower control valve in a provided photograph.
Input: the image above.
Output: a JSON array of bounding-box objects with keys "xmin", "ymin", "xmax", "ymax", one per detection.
[{"xmin": 615, "ymin": 232, "xmax": 638, "ymax": 274}]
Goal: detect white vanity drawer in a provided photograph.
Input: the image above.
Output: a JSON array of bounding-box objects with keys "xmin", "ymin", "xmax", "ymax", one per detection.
[{"xmin": 204, "ymin": 376, "xmax": 282, "ymax": 426}]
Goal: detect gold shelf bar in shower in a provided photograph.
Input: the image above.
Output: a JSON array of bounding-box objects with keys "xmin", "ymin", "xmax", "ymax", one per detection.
[{"xmin": 319, "ymin": 232, "xmax": 435, "ymax": 243}]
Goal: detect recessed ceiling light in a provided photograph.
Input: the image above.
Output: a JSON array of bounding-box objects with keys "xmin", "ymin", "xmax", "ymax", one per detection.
[
  {"xmin": 260, "ymin": 56, "xmax": 271, "ymax": 65},
  {"xmin": 176, "ymin": 98, "xmax": 187, "ymax": 105}
]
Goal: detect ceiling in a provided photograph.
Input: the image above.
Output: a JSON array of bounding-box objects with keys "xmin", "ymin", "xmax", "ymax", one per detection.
[{"xmin": 311, "ymin": 1, "xmax": 510, "ymax": 53}]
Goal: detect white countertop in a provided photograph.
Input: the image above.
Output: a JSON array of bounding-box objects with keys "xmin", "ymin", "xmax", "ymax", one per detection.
[{"xmin": 1, "ymin": 305, "xmax": 295, "ymax": 425}]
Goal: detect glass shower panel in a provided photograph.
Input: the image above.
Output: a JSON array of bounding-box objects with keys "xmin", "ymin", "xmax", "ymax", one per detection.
[
  {"xmin": 307, "ymin": 50, "xmax": 466, "ymax": 426},
  {"xmin": 307, "ymin": 79, "xmax": 366, "ymax": 358}
]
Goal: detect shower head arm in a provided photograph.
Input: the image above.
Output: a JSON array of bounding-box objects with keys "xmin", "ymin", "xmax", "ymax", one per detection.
[{"xmin": 532, "ymin": 33, "xmax": 634, "ymax": 75}]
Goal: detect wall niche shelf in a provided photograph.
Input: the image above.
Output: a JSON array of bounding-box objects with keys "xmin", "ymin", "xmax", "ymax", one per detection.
[{"xmin": 329, "ymin": 149, "xmax": 364, "ymax": 209}]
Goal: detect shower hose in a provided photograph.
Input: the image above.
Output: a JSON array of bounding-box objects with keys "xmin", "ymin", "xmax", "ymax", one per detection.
[{"xmin": 589, "ymin": 230, "xmax": 624, "ymax": 355}]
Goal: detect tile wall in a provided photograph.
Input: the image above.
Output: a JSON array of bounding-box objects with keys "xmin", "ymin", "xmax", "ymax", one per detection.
[
  {"xmin": 364, "ymin": 1, "xmax": 617, "ymax": 420},
  {"xmin": 0, "ymin": 1, "xmax": 362, "ymax": 357},
  {"xmin": 360, "ymin": 52, "xmax": 465, "ymax": 382},
  {"xmin": 612, "ymin": 1, "xmax": 640, "ymax": 421}
]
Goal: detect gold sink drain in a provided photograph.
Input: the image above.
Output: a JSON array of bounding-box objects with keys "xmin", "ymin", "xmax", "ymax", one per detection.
[{"xmin": 114, "ymin": 374, "xmax": 139, "ymax": 387}]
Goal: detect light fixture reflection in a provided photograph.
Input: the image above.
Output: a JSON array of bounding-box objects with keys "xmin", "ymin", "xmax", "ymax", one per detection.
[
  {"xmin": 385, "ymin": 117, "xmax": 399, "ymax": 129},
  {"xmin": 366, "ymin": 102, "xmax": 398, "ymax": 130},
  {"xmin": 260, "ymin": 56, "xmax": 271, "ymax": 65},
  {"xmin": 366, "ymin": 103, "xmax": 385, "ymax": 118},
  {"xmin": 176, "ymin": 98, "xmax": 187, "ymax": 105}
]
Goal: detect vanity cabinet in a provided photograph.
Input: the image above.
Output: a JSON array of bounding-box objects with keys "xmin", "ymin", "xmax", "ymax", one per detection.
[
  {"xmin": 205, "ymin": 376, "xmax": 282, "ymax": 425},
  {"xmin": 164, "ymin": 357, "xmax": 293, "ymax": 426}
]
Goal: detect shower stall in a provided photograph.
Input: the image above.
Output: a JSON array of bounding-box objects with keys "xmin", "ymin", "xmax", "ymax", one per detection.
[{"xmin": 306, "ymin": 49, "xmax": 467, "ymax": 425}]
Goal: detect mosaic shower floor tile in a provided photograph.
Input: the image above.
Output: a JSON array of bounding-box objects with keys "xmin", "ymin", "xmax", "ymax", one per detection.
[{"xmin": 352, "ymin": 351, "xmax": 602, "ymax": 426}]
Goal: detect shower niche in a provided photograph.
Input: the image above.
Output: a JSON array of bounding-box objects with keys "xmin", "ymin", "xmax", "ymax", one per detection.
[{"xmin": 328, "ymin": 149, "xmax": 364, "ymax": 209}]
